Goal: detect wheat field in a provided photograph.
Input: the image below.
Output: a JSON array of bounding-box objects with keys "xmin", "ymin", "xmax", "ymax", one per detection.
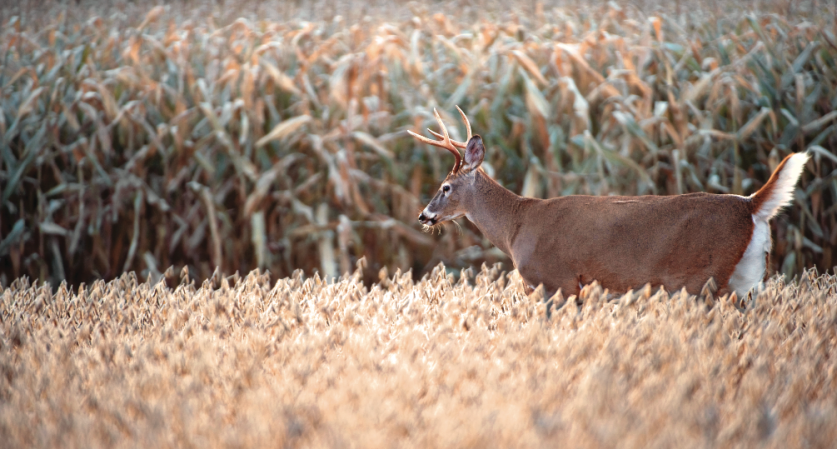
[
  {"xmin": 1, "ymin": 0, "xmax": 836, "ymax": 287},
  {"xmin": 2, "ymin": 265, "xmax": 836, "ymax": 447}
]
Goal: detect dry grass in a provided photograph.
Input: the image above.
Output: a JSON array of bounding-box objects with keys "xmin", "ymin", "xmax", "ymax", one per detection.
[
  {"xmin": 1, "ymin": 1, "xmax": 836, "ymax": 288},
  {"xmin": 1, "ymin": 265, "xmax": 836, "ymax": 447}
]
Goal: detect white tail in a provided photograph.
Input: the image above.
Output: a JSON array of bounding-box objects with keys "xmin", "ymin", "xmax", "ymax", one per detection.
[
  {"xmin": 412, "ymin": 107, "xmax": 809, "ymax": 300},
  {"xmin": 750, "ymin": 153, "xmax": 809, "ymax": 221}
]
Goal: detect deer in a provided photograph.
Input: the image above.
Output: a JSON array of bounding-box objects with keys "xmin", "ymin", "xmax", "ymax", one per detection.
[{"xmin": 410, "ymin": 107, "xmax": 809, "ymax": 301}]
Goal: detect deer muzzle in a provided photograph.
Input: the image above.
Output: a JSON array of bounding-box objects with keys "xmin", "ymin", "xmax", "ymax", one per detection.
[{"xmin": 418, "ymin": 211, "xmax": 438, "ymax": 225}]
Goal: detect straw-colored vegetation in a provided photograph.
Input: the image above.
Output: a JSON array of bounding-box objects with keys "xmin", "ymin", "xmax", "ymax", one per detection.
[
  {"xmin": 1, "ymin": 1, "xmax": 835, "ymax": 287},
  {"xmin": 2, "ymin": 266, "xmax": 836, "ymax": 447}
]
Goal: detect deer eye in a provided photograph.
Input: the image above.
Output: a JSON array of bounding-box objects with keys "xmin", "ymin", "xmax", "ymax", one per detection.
[{"xmin": 442, "ymin": 185, "xmax": 451, "ymax": 193}]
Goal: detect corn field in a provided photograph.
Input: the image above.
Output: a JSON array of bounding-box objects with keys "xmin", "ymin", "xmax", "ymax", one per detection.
[
  {"xmin": 1, "ymin": 0, "xmax": 836, "ymax": 287},
  {"xmin": 2, "ymin": 265, "xmax": 837, "ymax": 447}
]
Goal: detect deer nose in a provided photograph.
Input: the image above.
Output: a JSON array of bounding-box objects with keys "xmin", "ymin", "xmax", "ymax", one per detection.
[{"xmin": 418, "ymin": 211, "xmax": 437, "ymax": 225}]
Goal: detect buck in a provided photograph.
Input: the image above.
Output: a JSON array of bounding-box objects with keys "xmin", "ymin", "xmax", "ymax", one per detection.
[{"xmin": 410, "ymin": 107, "xmax": 809, "ymax": 299}]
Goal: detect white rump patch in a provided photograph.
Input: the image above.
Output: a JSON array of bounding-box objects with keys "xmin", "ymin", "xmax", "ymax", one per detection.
[
  {"xmin": 753, "ymin": 153, "xmax": 809, "ymax": 221},
  {"xmin": 730, "ymin": 152, "xmax": 808, "ymax": 296},
  {"xmin": 728, "ymin": 217, "xmax": 770, "ymax": 297}
]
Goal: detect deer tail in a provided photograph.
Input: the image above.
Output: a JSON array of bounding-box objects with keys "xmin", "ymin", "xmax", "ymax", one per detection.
[{"xmin": 750, "ymin": 153, "xmax": 809, "ymax": 221}]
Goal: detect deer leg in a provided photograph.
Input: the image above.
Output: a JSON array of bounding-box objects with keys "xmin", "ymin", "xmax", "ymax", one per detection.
[
  {"xmin": 519, "ymin": 271, "xmax": 576, "ymax": 320},
  {"xmin": 522, "ymin": 283, "xmax": 559, "ymax": 320}
]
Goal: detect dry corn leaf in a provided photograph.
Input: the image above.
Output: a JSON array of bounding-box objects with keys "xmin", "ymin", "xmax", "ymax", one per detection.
[
  {"xmin": 738, "ymin": 107, "xmax": 772, "ymax": 140},
  {"xmin": 511, "ymin": 50, "xmax": 548, "ymax": 86},
  {"xmin": 260, "ymin": 59, "xmax": 302, "ymax": 96},
  {"xmin": 39, "ymin": 222, "xmax": 70, "ymax": 237},
  {"xmin": 256, "ymin": 115, "xmax": 311, "ymax": 148}
]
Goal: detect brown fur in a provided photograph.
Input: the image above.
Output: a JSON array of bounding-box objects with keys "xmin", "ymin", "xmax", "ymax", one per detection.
[{"xmin": 463, "ymin": 170, "xmax": 753, "ymax": 297}]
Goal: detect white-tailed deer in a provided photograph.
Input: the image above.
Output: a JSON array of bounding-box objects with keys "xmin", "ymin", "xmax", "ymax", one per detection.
[{"xmin": 411, "ymin": 107, "xmax": 809, "ymax": 299}]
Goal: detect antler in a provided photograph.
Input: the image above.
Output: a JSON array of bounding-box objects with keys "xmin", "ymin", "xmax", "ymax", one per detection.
[
  {"xmin": 408, "ymin": 106, "xmax": 472, "ymax": 173},
  {"xmin": 427, "ymin": 106, "xmax": 472, "ymax": 149}
]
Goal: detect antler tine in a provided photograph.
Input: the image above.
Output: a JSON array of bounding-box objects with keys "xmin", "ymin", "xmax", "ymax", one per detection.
[
  {"xmin": 456, "ymin": 105, "xmax": 472, "ymax": 141},
  {"xmin": 407, "ymin": 129, "xmax": 444, "ymax": 146},
  {"xmin": 408, "ymin": 108, "xmax": 462, "ymax": 173},
  {"xmin": 427, "ymin": 129, "xmax": 467, "ymax": 148},
  {"xmin": 432, "ymin": 108, "xmax": 462, "ymax": 173},
  {"xmin": 432, "ymin": 108, "xmax": 451, "ymax": 144},
  {"xmin": 426, "ymin": 105, "xmax": 472, "ymax": 149}
]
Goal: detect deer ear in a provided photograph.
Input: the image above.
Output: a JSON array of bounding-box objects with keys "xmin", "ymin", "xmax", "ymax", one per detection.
[{"xmin": 462, "ymin": 135, "xmax": 484, "ymax": 172}]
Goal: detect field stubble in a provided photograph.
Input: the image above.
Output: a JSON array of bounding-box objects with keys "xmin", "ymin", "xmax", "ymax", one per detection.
[{"xmin": 1, "ymin": 265, "xmax": 836, "ymax": 447}]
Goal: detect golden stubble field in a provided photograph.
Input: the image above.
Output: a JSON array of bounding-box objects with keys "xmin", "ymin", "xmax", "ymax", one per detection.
[{"xmin": 1, "ymin": 265, "xmax": 836, "ymax": 448}]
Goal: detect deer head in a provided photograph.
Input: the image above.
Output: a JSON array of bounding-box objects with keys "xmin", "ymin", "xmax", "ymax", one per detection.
[{"xmin": 409, "ymin": 107, "xmax": 485, "ymax": 227}]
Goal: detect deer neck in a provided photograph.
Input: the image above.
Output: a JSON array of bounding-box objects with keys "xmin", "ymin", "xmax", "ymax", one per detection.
[{"xmin": 464, "ymin": 169, "xmax": 531, "ymax": 256}]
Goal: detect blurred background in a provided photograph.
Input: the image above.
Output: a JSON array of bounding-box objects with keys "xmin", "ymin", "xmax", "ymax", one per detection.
[{"xmin": 0, "ymin": 0, "xmax": 835, "ymax": 287}]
